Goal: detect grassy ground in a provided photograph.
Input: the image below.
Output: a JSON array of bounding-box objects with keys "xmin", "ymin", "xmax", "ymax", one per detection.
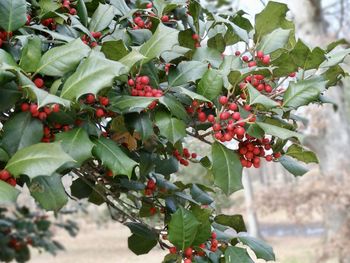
[{"xmin": 31, "ymin": 221, "xmax": 327, "ymax": 263}]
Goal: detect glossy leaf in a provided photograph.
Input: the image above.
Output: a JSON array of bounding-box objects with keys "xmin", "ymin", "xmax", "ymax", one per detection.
[
  {"xmin": 109, "ymin": 96, "xmax": 156, "ymax": 113},
  {"xmin": 159, "ymin": 94, "xmax": 190, "ymax": 122},
  {"xmin": 29, "ymin": 174, "xmax": 68, "ymax": 212},
  {"xmin": 0, "ymin": 0, "xmax": 27, "ymax": 32},
  {"xmin": 279, "ymin": 156, "xmax": 309, "ymax": 177},
  {"xmin": 0, "ymin": 180, "xmax": 20, "ymax": 205},
  {"xmin": 256, "ymin": 122, "xmax": 304, "ymax": 142},
  {"xmin": 212, "ymin": 142, "xmax": 243, "ymax": 195},
  {"xmin": 286, "ymin": 144, "xmax": 318, "ymax": 164},
  {"xmin": 55, "ymin": 128, "xmax": 94, "ymax": 166},
  {"xmin": 1, "ymin": 112, "xmax": 43, "ymax": 156},
  {"xmin": 61, "ymin": 52, "xmax": 127, "ymax": 100},
  {"xmin": 225, "ymin": 247, "xmax": 254, "ymax": 263},
  {"xmin": 238, "ymin": 236, "xmax": 275, "ymax": 261},
  {"xmin": 19, "ymin": 36, "xmax": 42, "ymax": 72},
  {"xmin": 92, "ymin": 137, "xmax": 137, "ymax": 178},
  {"xmin": 126, "ymin": 113, "xmax": 154, "ymax": 140},
  {"xmin": 89, "ymin": 3, "xmax": 115, "ymax": 32},
  {"xmin": 5, "ymin": 142, "xmax": 74, "ymax": 179},
  {"xmin": 256, "ymin": 28, "xmax": 291, "ymax": 54},
  {"xmin": 168, "ymin": 207, "xmax": 201, "ymax": 250},
  {"xmin": 155, "ymin": 111, "xmax": 186, "ymax": 144},
  {"xmin": 197, "ymin": 69, "xmax": 223, "ymax": 100},
  {"xmin": 247, "ymin": 84, "xmax": 279, "ymax": 109},
  {"xmin": 35, "ymin": 38, "xmax": 90, "ymax": 77},
  {"xmin": 168, "ymin": 61, "xmax": 208, "ymax": 87},
  {"xmin": 214, "ymin": 214, "xmax": 247, "ymax": 233}
]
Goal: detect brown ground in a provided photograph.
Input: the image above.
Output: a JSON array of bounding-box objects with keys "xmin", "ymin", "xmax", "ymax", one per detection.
[{"xmin": 31, "ymin": 222, "xmax": 329, "ymax": 263}]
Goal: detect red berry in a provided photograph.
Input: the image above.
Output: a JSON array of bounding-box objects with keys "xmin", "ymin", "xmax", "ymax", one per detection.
[
  {"xmin": 21, "ymin": 102, "xmax": 30, "ymax": 112},
  {"xmin": 99, "ymin": 96, "xmax": 109, "ymax": 106},
  {"xmin": 34, "ymin": 78, "xmax": 44, "ymax": 88},
  {"xmin": 161, "ymin": 15, "xmax": 169, "ymax": 22},
  {"xmin": 235, "ymin": 127, "xmax": 245, "ymax": 136},
  {"xmin": 184, "ymin": 247, "xmax": 193, "ymax": 258},
  {"xmin": 38, "ymin": 111, "xmax": 47, "ymax": 120},
  {"xmin": 273, "ymin": 152, "xmax": 282, "ymax": 159},
  {"xmin": 30, "ymin": 104, "xmax": 39, "ymax": 116},
  {"xmin": 128, "ymin": 79, "xmax": 135, "ymax": 86},
  {"xmin": 242, "ymin": 56, "xmax": 249, "ymax": 62},
  {"xmin": 90, "ymin": 41, "xmax": 98, "ymax": 48},
  {"xmin": 211, "ymin": 232, "xmax": 217, "ymax": 239},
  {"xmin": 169, "ymin": 247, "xmax": 177, "ymax": 254},
  {"xmin": 220, "ymin": 112, "xmax": 230, "ymax": 120},
  {"xmin": 192, "ymin": 34, "xmax": 199, "ymax": 40},
  {"xmin": 214, "ymin": 132, "xmax": 223, "ymax": 140},
  {"xmin": 228, "ymin": 103, "xmax": 238, "ymax": 111},
  {"xmin": 91, "ymin": 31, "xmax": 102, "ymax": 39},
  {"xmin": 224, "ymin": 133, "xmax": 232, "ymax": 141},
  {"xmin": 149, "ymin": 207, "xmax": 157, "ymax": 215},
  {"xmin": 262, "ymin": 55, "xmax": 270, "ymax": 65},
  {"xmin": 264, "ymin": 85, "xmax": 273, "ymax": 93},
  {"xmin": 235, "ymin": 51, "xmax": 241, "ymax": 56},
  {"xmin": 191, "ymin": 153, "xmax": 197, "ymax": 159},
  {"xmin": 146, "ymin": 2, "xmax": 153, "ymax": 8},
  {"xmin": 52, "ymin": 104, "xmax": 60, "ymax": 112},
  {"xmin": 86, "ymin": 94, "xmax": 95, "ymax": 104},
  {"xmin": 95, "ymin": 108, "xmax": 105, "ymax": 118},
  {"xmin": 289, "ymin": 72, "xmax": 296, "ymax": 77},
  {"xmin": 232, "ymin": 112, "xmax": 240, "ymax": 121},
  {"xmin": 248, "ymin": 61, "xmax": 257, "ymax": 67},
  {"xmin": 184, "ymin": 259, "xmax": 192, "ymax": 263},
  {"xmin": 219, "ymin": 96, "xmax": 228, "ymax": 105},
  {"xmin": 265, "ymin": 155, "xmax": 273, "ymax": 162},
  {"xmin": 256, "ymin": 50, "xmax": 264, "ymax": 59},
  {"xmin": 7, "ymin": 178, "xmax": 16, "ymax": 186},
  {"xmin": 0, "ymin": 170, "xmax": 11, "ymax": 181},
  {"xmin": 70, "ymin": 8, "xmax": 77, "ymax": 15},
  {"xmin": 207, "ymin": 114, "xmax": 215, "ymax": 123},
  {"xmin": 141, "ymin": 76, "xmax": 150, "ymax": 85},
  {"xmin": 147, "ymin": 179, "xmax": 156, "ymax": 190},
  {"xmin": 212, "ymin": 123, "xmax": 221, "ymax": 131},
  {"xmin": 198, "ymin": 112, "xmax": 207, "ymax": 122}
]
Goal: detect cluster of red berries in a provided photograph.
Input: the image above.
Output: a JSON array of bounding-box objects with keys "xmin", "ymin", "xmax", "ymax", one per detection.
[
  {"xmin": 41, "ymin": 18, "xmax": 57, "ymax": 30},
  {"xmin": 186, "ymin": 100, "xmax": 213, "ymax": 115},
  {"xmin": 81, "ymin": 31, "xmax": 102, "ymax": 47},
  {"xmin": 83, "ymin": 93, "xmax": 110, "ymax": 118},
  {"xmin": 42, "ymin": 123, "xmax": 69, "ymax": 143},
  {"xmin": 173, "ymin": 148, "xmax": 197, "ymax": 166},
  {"xmin": 128, "ymin": 76, "xmax": 163, "ymax": 98},
  {"xmin": 238, "ymin": 137, "xmax": 280, "ymax": 168},
  {"xmin": 235, "ymin": 50, "xmax": 270, "ymax": 67},
  {"xmin": 240, "ymin": 74, "xmax": 273, "ymax": 93},
  {"xmin": 21, "ymin": 102, "xmax": 60, "ymax": 121},
  {"xmin": 0, "ymin": 170, "xmax": 16, "ymax": 187},
  {"xmin": 0, "ymin": 31, "xmax": 13, "ymax": 48},
  {"xmin": 132, "ymin": 13, "xmax": 153, "ymax": 30},
  {"xmin": 192, "ymin": 34, "xmax": 201, "ymax": 48},
  {"xmin": 61, "ymin": 0, "xmax": 77, "ymax": 15},
  {"xmin": 198, "ymin": 96, "xmax": 253, "ymax": 143},
  {"xmin": 145, "ymin": 179, "xmax": 157, "ymax": 196}
]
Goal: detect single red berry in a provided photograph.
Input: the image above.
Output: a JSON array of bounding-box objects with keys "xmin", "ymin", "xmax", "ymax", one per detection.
[
  {"xmin": 219, "ymin": 96, "xmax": 228, "ymax": 105},
  {"xmin": 289, "ymin": 72, "xmax": 296, "ymax": 77},
  {"xmin": 248, "ymin": 61, "xmax": 257, "ymax": 67},
  {"xmin": 106, "ymin": 170, "xmax": 113, "ymax": 177},
  {"xmin": 38, "ymin": 111, "xmax": 47, "ymax": 120},
  {"xmin": 90, "ymin": 41, "xmax": 98, "ymax": 48},
  {"xmin": 232, "ymin": 112, "xmax": 240, "ymax": 121},
  {"xmin": 264, "ymin": 85, "xmax": 273, "ymax": 93},
  {"xmin": 265, "ymin": 155, "xmax": 273, "ymax": 162},
  {"xmin": 70, "ymin": 8, "xmax": 77, "ymax": 15},
  {"xmin": 184, "ymin": 259, "xmax": 191, "ymax": 263},
  {"xmin": 228, "ymin": 103, "xmax": 238, "ymax": 111},
  {"xmin": 198, "ymin": 112, "xmax": 207, "ymax": 122},
  {"xmin": 147, "ymin": 179, "xmax": 156, "ymax": 190},
  {"xmin": 7, "ymin": 178, "xmax": 16, "ymax": 187},
  {"xmin": 184, "ymin": 247, "xmax": 193, "ymax": 258},
  {"xmin": 52, "ymin": 104, "xmax": 60, "ymax": 112},
  {"xmin": 242, "ymin": 56, "xmax": 249, "ymax": 62},
  {"xmin": 262, "ymin": 55, "xmax": 270, "ymax": 65},
  {"xmin": 91, "ymin": 31, "xmax": 102, "ymax": 39},
  {"xmin": 273, "ymin": 152, "xmax": 282, "ymax": 159},
  {"xmin": 224, "ymin": 133, "xmax": 232, "ymax": 141},
  {"xmin": 0, "ymin": 170, "xmax": 11, "ymax": 181},
  {"xmin": 235, "ymin": 127, "xmax": 245, "ymax": 136},
  {"xmin": 86, "ymin": 94, "xmax": 95, "ymax": 104},
  {"xmin": 220, "ymin": 112, "xmax": 230, "ymax": 120},
  {"xmin": 21, "ymin": 102, "xmax": 30, "ymax": 112},
  {"xmin": 26, "ymin": 15, "xmax": 31, "ymax": 25},
  {"xmin": 99, "ymin": 96, "xmax": 109, "ymax": 106},
  {"xmin": 141, "ymin": 76, "xmax": 150, "ymax": 85},
  {"xmin": 235, "ymin": 51, "xmax": 241, "ymax": 56},
  {"xmin": 256, "ymin": 50, "xmax": 264, "ymax": 59},
  {"xmin": 146, "ymin": 2, "xmax": 153, "ymax": 8},
  {"xmin": 34, "ymin": 78, "xmax": 44, "ymax": 88},
  {"xmin": 211, "ymin": 232, "xmax": 217, "ymax": 239},
  {"xmin": 191, "ymin": 153, "xmax": 197, "ymax": 159},
  {"xmin": 161, "ymin": 15, "xmax": 169, "ymax": 22},
  {"xmin": 169, "ymin": 247, "xmax": 177, "ymax": 254},
  {"xmin": 95, "ymin": 108, "xmax": 105, "ymax": 118},
  {"xmin": 149, "ymin": 207, "xmax": 157, "ymax": 215},
  {"xmin": 192, "ymin": 34, "xmax": 199, "ymax": 40},
  {"xmin": 128, "ymin": 79, "xmax": 135, "ymax": 86},
  {"xmin": 207, "ymin": 114, "xmax": 215, "ymax": 123},
  {"xmin": 212, "ymin": 123, "xmax": 221, "ymax": 131},
  {"xmin": 30, "ymin": 104, "xmax": 39, "ymax": 116},
  {"xmin": 214, "ymin": 132, "xmax": 223, "ymax": 140}
]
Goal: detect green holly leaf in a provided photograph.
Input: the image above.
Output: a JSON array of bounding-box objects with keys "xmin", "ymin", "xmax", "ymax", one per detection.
[
  {"xmin": 0, "ymin": 82, "xmax": 22, "ymax": 112},
  {"xmin": 5, "ymin": 142, "xmax": 75, "ymax": 179},
  {"xmin": 215, "ymin": 214, "xmax": 247, "ymax": 233},
  {"xmin": 155, "ymin": 111, "xmax": 186, "ymax": 144},
  {"xmin": 197, "ymin": 69, "xmax": 223, "ymax": 100},
  {"xmin": 247, "ymin": 84, "xmax": 279, "ymax": 109},
  {"xmin": 60, "ymin": 52, "xmax": 127, "ymax": 100},
  {"xmin": 238, "ymin": 236, "xmax": 275, "ymax": 261},
  {"xmin": 0, "ymin": 0, "xmax": 27, "ymax": 32},
  {"xmin": 119, "ymin": 50, "xmax": 147, "ymax": 69},
  {"xmin": 55, "ymin": 128, "xmax": 94, "ymax": 166},
  {"xmin": 279, "ymin": 156, "xmax": 309, "ymax": 177},
  {"xmin": 19, "ymin": 35, "xmax": 42, "ymax": 73},
  {"xmin": 125, "ymin": 222, "xmax": 158, "ymax": 255},
  {"xmin": 101, "ymin": 40, "xmax": 129, "ymax": 61},
  {"xmin": 168, "ymin": 61, "xmax": 208, "ymax": 87},
  {"xmin": 168, "ymin": 207, "xmax": 201, "ymax": 250},
  {"xmin": 159, "ymin": 94, "xmax": 190, "ymax": 122},
  {"xmin": 290, "ymin": 40, "xmax": 325, "ymax": 70},
  {"xmin": 35, "ymin": 38, "xmax": 90, "ymax": 77},
  {"xmin": 255, "ymin": 122, "xmax": 304, "ymax": 142},
  {"xmin": 89, "ymin": 3, "xmax": 115, "ymax": 32},
  {"xmin": 76, "ymin": 0, "xmax": 88, "ymax": 27},
  {"xmin": 191, "ymin": 206, "xmax": 212, "ymax": 245},
  {"xmin": 1, "ymin": 112, "xmax": 43, "ymax": 156},
  {"xmin": 0, "ymin": 180, "xmax": 20, "ymax": 205},
  {"xmin": 283, "ymin": 77, "xmax": 327, "ymax": 109},
  {"xmin": 285, "ymin": 144, "xmax": 318, "ymax": 164},
  {"xmin": 140, "ymin": 23, "xmax": 179, "ymax": 60},
  {"xmin": 212, "ymin": 142, "xmax": 243, "ymax": 195},
  {"xmin": 320, "ymin": 48, "xmax": 350, "ymax": 68},
  {"xmin": 192, "ymin": 47, "xmax": 223, "ymax": 68},
  {"xmin": 225, "ymin": 247, "xmax": 254, "ymax": 263},
  {"xmin": 29, "ymin": 173, "xmax": 68, "ymax": 212},
  {"xmin": 92, "ymin": 137, "xmax": 137, "ymax": 178},
  {"xmin": 109, "ymin": 96, "xmax": 156, "ymax": 113},
  {"xmin": 170, "ymin": 86, "xmax": 211, "ymax": 102},
  {"xmin": 256, "ymin": 28, "xmax": 291, "ymax": 54},
  {"xmin": 126, "ymin": 113, "xmax": 154, "ymax": 141},
  {"xmin": 153, "ymin": 0, "xmax": 186, "ymax": 16}
]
